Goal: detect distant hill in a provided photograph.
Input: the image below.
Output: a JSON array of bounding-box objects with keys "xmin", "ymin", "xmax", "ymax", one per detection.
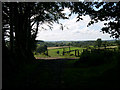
[{"xmin": 36, "ymin": 39, "xmax": 117, "ymax": 47}]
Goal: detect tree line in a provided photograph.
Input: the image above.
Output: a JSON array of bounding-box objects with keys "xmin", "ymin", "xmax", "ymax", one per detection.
[{"xmin": 36, "ymin": 39, "xmax": 117, "ymax": 48}]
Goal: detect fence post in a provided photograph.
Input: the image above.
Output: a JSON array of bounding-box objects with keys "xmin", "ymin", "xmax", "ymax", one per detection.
[
  {"xmin": 63, "ymin": 48, "xmax": 65, "ymax": 56},
  {"xmin": 75, "ymin": 50, "xmax": 76, "ymax": 56},
  {"xmin": 78, "ymin": 50, "xmax": 79, "ymax": 56}
]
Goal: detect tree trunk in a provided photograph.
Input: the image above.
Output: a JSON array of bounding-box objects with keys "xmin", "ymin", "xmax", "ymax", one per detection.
[
  {"xmin": 10, "ymin": 4, "xmax": 14, "ymax": 54},
  {"xmin": 13, "ymin": 3, "xmax": 35, "ymax": 65}
]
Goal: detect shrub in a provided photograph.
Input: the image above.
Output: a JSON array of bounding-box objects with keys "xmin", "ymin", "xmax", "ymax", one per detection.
[
  {"xmin": 74, "ymin": 49, "xmax": 117, "ymax": 67},
  {"xmin": 36, "ymin": 45, "xmax": 47, "ymax": 54}
]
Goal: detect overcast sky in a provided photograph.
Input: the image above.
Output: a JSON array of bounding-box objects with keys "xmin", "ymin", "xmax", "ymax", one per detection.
[{"xmin": 36, "ymin": 8, "xmax": 113, "ymax": 41}]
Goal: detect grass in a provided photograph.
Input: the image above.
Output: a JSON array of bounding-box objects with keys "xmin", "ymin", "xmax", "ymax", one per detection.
[
  {"xmin": 34, "ymin": 47, "xmax": 86, "ymax": 58},
  {"xmin": 34, "ymin": 46, "xmax": 118, "ymax": 58}
]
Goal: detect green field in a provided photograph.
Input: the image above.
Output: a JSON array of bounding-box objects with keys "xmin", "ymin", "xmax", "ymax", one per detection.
[
  {"xmin": 34, "ymin": 46, "xmax": 118, "ymax": 58},
  {"xmin": 34, "ymin": 47, "xmax": 86, "ymax": 58}
]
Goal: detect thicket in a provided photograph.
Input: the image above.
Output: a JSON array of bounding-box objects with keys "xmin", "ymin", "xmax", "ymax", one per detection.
[{"xmin": 75, "ymin": 49, "xmax": 119, "ymax": 67}]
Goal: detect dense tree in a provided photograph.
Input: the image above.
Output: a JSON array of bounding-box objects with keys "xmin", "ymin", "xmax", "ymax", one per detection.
[
  {"xmin": 102, "ymin": 41, "xmax": 107, "ymax": 49},
  {"xmin": 115, "ymin": 40, "xmax": 120, "ymax": 50},
  {"xmin": 2, "ymin": 3, "xmax": 73, "ymax": 83},
  {"xmin": 36, "ymin": 45, "xmax": 47, "ymax": 54},
  {"xmin": 96, "ymin": 38, "xmax": 102, "ymax": 48},
  {"xmin": 2, "ymin": 3, "xmax": 71, "ymax": 88},
  {"xmin": 2, "ymin": 2, "xmax": 68, "ymax": 65},
  {"xmin": 87, "ymin": 2, "xmax": 120, "ymax": 39}
]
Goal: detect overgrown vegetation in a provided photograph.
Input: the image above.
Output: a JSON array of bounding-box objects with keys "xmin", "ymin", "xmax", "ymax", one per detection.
[{"xmin": 75, "ymin": 49, "xmax": 119, "ymax": 67}]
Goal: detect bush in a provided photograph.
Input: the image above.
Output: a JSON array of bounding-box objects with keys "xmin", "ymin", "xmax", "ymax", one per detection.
[
  {"xmin": 36, "ymin": 45, "xmax": 47, "ymax": 54},
  {"xmin": 74, "ymin": 49, "xmax": 117, "ymax": 67}
]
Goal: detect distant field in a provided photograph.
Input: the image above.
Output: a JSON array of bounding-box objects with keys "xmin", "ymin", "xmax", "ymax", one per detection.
[
  {"xmin": 35, "ymin": 46, "xmax": 86, "ymax": 58},
  {"xmin": 34, "ymin": 46, "xmax": 118, "ymax": 59},
  {"xmin": 100, "ymin": 46, "xmax": 118, "ymax": 49},
  {"xmin": 47, "ymin": 46, "xmax": 72, "ymax": 49}
]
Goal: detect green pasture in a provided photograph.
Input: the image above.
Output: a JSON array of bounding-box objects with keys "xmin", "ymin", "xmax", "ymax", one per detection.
[
  {"xmin": 34, "ymin": 47, "xmax": 86, "ymax": 58},
  {"xmin": 34, "ymin": 46, "xmax": 118, "ymax": 58}
]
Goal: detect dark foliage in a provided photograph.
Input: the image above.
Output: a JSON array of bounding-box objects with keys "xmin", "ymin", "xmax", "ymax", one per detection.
[
  {"xmin": 2, "ymin": 2, "xmax": 69, "ymax": 89},
  {"xmin": 87, "ymin": 2, "xmax": 120, "ymax": 38},
  {"xmin": 36, "ymin": 45, "xmax": 47, "ymax": 54},
  {"xmin": 74, "ymin": 49, "xmax": 119, "ymax": 68}
]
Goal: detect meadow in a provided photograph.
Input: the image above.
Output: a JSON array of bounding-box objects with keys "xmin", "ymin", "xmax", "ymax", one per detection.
[
  {"xmin": 34, "ymin": 46, "xmax": 86, "ymax": 58},
  {"xmin": 34, "ymin": 45, "xmax": 118, "ymax": 58}
]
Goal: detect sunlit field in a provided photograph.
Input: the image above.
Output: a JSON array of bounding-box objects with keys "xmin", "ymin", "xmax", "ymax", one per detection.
[
  {"xmin": 34, "ymin": 46, "xmax": 118, "ymax": 58},
  {"xmin": 34, "ymin": 46, "xmax": 86, "ymax": 58}
]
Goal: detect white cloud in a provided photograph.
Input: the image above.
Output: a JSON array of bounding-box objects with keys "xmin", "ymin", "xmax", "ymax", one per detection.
[
  {"xmin": 36, "ymin": 14, "xmax": 113, "ymax": 41},
  {"xmin": 61, "ymin": 8, "xmax": 71, "ymax": 14}
]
